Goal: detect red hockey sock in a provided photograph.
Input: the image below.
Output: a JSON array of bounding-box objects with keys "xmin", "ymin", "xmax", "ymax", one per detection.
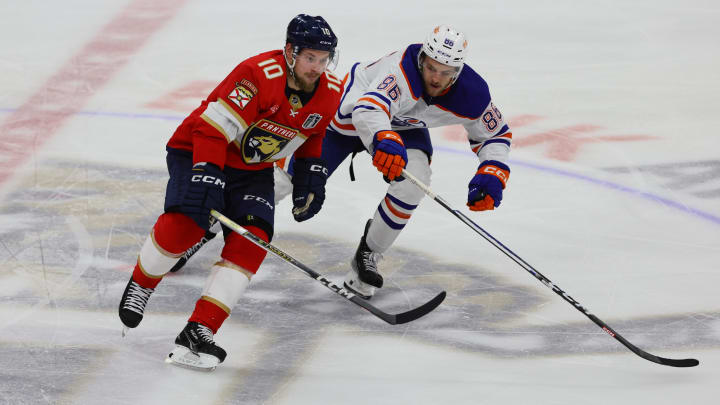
[
  {"xmin": 188, "ymin": 298, "xmax": 230, "ymax": 333},
  {"xmin": 131, "ymin": 264, "xmax": 163, "ymax": 289}
]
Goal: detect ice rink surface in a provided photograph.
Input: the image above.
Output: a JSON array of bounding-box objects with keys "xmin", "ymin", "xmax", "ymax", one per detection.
[{"xmin": 1, "ymin": 0, "xmax": 719, "ymax": 404}]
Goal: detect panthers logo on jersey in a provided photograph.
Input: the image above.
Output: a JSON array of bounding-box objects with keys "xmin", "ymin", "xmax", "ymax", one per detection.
[{"xmin": 239, "ymin": 119, "xmax": 298, "ymax": 164}]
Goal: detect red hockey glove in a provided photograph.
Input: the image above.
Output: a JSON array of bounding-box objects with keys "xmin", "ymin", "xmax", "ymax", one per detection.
[
  {"xmin": 467, "ymin": 160, "xmax": 510, "ymax": 211},
  {"xmin": 372, "ymin": 131, "xmax": 407, "ymax": 181}
]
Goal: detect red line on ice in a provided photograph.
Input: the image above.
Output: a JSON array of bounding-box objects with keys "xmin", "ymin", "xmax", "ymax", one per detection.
[{"xmin": 0, "ymin": 0, "xmax": 188, "ymax": 185}]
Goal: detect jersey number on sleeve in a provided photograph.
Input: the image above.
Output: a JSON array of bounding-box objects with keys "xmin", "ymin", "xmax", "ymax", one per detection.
[
  {"xmin": 258, "ymin": 59, "xmax": 283, "ymax": 79},
  {"xmin": 482, "ymin": 102, "xmax": 502, "ymax": 132},
  {"xmin": 377, "ymin": 75, "xmax": 401, "ymax": 101},
  {"xmin": 325, "ymin": 72, "xmax": 342, "ymax": 93}
]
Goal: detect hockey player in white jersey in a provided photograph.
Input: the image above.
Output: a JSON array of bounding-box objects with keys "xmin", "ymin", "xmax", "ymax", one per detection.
[{"xmin": 274, "ymin": 25, "xmax": 513, "ymax": 299}]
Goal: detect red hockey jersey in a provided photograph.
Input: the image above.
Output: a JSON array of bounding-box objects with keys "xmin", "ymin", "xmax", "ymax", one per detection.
[{"xmin": 167, "ymin": 50, "xmax": 343, "ymax": 170}]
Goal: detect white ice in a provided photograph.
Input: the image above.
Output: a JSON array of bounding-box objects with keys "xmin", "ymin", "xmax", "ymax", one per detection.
[{"xmin": 1, "ymin": 1, "xmax": 718, "ymax": 404}]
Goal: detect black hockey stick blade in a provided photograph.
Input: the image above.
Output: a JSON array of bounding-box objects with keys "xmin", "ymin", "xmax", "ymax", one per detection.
[
  {"xmin": 210, "ymin": 210, "xmax": 446, "ymax": 325},
  {"xmin": 637, "ymin": 351, "xmax": 698, "ymax": 368},
  {"xmin": 349, "ymin": 291, "xmax": 446, "ymax": 325},
  {"xmin": 594, "ymin": 316, "xmax": 699, "ymax": 367}
]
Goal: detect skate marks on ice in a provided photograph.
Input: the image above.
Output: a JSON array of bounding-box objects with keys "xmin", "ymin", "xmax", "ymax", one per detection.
[
  {"xmin": 1, "ymin": 159, "xmax": 717, "ymax": 403},
  {"xmin": 1, "ymin": 159, "xmax": 716, "ymax": 356}
]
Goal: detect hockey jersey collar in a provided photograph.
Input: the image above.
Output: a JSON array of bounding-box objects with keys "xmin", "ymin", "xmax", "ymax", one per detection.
[{"xmin": 399, "ymin": 44, "xmax": 425, "ymax": 100}]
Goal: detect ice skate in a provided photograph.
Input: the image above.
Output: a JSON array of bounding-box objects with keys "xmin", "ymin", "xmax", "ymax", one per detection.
[
  {"xmin": 167, "ymin": 322, "xmax": 227, "ymax": 371},
  {"xmin": 118, "ymin": 277, "xmax": 155, "ymax": 334},
  {"xmin": 169, "ymin": 230, "xmax": 217, "ymax": 273},
  {"xmin": 344, "ymin": 220, "xmax": 384, "ymax": 299}
]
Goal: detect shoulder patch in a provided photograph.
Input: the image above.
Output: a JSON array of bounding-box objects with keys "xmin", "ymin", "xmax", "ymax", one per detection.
[
  {"xmin": 228, "ymin": 85, "xmax": 255, "ymax": 110},
  {"xmin": 302, "ymin": 113, "xmax": 323, "ymax": 129}
]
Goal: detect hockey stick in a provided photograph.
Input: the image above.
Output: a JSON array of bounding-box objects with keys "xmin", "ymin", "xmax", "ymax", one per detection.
[
  {"xmin": 401, "ymin": 169, "xmax": 699, "ymax": 367},
  {"xmin": 210, "ymin": 210, "xmax": 446, "ymax": 325}
]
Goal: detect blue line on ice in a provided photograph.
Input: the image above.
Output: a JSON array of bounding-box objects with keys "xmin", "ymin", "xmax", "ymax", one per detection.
[
  {"xmin": 1, "ymin": 107, "xmax": 717, "ymax": 226},
  {"xmin": 434, "ymin": 145, "xmax": 720, "ymax": 227}
]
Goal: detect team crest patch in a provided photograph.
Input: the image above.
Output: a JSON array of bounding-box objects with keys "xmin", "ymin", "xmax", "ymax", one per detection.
[
  {"xmin": 228, "ymin": 85, "xmax": 254, "ymax": 109},
  {"xmin": 302, "ymin": 113, "xmax": 322, "ymax": 129},
  {"xmin": 239, "ymin": 119, "xmax": 298, "ymax": 163}
]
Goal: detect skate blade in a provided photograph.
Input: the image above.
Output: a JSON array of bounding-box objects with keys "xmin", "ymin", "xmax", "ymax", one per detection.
[
  {"xmin": 343, "ymin": 280, "xmax": 375, "ymax": 300},
  {"xmin": 122, "ymin": 326, "xmax": 129, "ymax": 337},
  {"xmin": 167, "ymin": 346, "xmax": 219, "ymax": 371}
]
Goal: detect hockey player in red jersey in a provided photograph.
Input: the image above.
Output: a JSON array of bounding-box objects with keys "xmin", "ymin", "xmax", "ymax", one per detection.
[{"xmin": 118, "ymin": 14, "xmax": 342, "ymax": 370}]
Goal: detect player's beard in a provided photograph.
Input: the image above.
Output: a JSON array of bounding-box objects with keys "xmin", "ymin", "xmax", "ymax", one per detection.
[{"xmin": 293, "ymin": 69, "xmax": 320, "ymax": 93}]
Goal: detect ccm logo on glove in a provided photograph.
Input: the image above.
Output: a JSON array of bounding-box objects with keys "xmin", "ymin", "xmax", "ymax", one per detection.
[
  {"xmin": 181, "ymin": 162, "xmax": 227, "ymax": 230},
  {"xmin": 478, "ymin": 165, "xmax": 508, "ymax": 187},
  {"xmin": 310, "ymin": 164, "xmax": 329, "ymax": 175},
  {"xmin": 191, "ymin": 174, "xmax": 226, "ymax": 187},
  {"xmin": 467, "ymin": 160, "xmax": 510, "ymax": 212}
]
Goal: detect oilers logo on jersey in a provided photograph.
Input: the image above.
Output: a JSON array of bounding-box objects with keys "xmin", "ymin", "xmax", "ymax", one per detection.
[
  {"xmin": 390, "ymin": 115, "xmax": 427, "ymax": 128},
  {"xmin": 239, "ymin": 119, "xmax": 298, "ymax": 163}
]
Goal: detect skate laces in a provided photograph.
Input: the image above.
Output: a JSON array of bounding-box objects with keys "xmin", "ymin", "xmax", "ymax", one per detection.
[
  {"xmin": 360, "ymin": 250, "xmax": 383, "ymax": 273},
  {"xmin": 122, "ymin": 282, "xmax": 154, "ymax": 314},
  {"xmin": 195, "ymin": 324, "xmax": 215, "ymax": 344}
]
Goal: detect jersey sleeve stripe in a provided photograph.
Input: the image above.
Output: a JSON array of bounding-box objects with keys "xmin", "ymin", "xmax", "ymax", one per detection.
[
  {"xmin": 481, "ymin": 138, "xmax": 511, "ymax": 148},
  {"xmin": 356, "ymin": 97, "xmax": 390, "ymax": 118},
  {"xmin": 331, "ymin": 116, "xmax": 356, "ymax": 131},
  {"xmin": 217, "ymin": 99, "xmax": 249, "ymax": 130},
  {"xmin": 494, "ymin": 124, "xmax": 510, "ymax": 137},
  {"xmin": 200, "ymin": 113, "xmax": 231, "ymax": 143},
  {"xmin": 352, "ymin": 105, "xmax": 379, "ymax": 112},
  {"xmin": 363, "ymin": 92, "xmax": 393, "ymax": 109}
]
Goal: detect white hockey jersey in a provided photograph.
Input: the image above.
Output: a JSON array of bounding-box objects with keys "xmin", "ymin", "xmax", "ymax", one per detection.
[{"xmin": 329, "ymin": 44, "xmax": 511, "ymax": 163}]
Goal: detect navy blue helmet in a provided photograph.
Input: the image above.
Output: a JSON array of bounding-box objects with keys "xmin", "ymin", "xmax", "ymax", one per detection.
[{"xmin": 286, "ymin": 14, "xmax": 338, "ymax": 54}]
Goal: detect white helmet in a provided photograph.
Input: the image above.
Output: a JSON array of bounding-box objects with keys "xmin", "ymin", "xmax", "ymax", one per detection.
[{"xmin": 421, "ymin": 25, "xmax": 468, "ymax": 68}]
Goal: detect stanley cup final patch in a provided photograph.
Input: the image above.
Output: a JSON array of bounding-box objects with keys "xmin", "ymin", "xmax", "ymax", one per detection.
[
  {"xmin": 228, "ymin": 85, "xmax": 255, "ymax": 110},
  {"xmin": 302, "ymin": 113, "xmax": 322, "ymax": 129}
]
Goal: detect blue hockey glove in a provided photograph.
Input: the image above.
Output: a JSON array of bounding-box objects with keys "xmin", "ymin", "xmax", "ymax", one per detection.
[
  {"xmin": 291, "ymin": 158, "xmax": 328, "ymax": 222},
  {"xmin": 467, "ymin": 160, "xmax": 510, "ymax": 211},
  {"xmin": 180, "ymin": 162, "xmax": 226, "ymax": 230}
]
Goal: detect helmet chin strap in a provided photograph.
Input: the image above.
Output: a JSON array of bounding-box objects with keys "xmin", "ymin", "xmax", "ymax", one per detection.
[{"xmin": 284, "ymin": 45, "xmax": 299, "ymax": 80}]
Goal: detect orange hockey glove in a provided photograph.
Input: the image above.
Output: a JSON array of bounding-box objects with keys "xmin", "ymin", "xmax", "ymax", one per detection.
[{"xmin": 372, "ymin": 131, "xmax": 407, "ymax": 181}]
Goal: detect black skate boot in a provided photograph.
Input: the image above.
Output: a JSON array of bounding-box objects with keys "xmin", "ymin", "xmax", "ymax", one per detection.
[
  {"xmin": 344, "ymin": 219, "xmax": 384, "ymax": 299},
  {"xmin": 118, "ymin": 277, "xmax": 154, "ymax": 331},
  {"xmin": 169, "ymin": 230, "xmax": 217, "ymax": 273},
  {"xmin": 168, "ymin": 322, "xmax": 227, "ymax": 370}
]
